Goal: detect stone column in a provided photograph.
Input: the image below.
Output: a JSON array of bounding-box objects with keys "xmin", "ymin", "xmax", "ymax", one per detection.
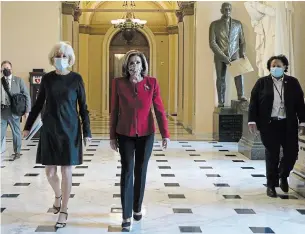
[{"xmin": 72, "ymin": 6, "xmax": 81, "ymax": 72}]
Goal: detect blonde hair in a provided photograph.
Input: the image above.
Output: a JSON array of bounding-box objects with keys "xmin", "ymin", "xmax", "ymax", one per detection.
[
  {"xmin": 48, "ymin": 41, "xmax": 75, "ymax": 67},
  {"xmin": 122, "ymin": 50, "xmax": 149, "ymax": 78}
]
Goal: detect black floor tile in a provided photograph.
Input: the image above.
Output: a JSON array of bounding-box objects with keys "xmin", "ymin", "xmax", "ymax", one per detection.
[
  {"xmin": 3, "ymin": 159, "xmax": 14, "ymax": 162},
  {"xmin": 116, "ymin": 174, "xmax": 121, "ymax": 177},
  {"xmin": 179, "ymin": 226, "xmax": 202, "ymax": 233},
  {"xmin": 190, "ymin": 154, "xmax": 201, "ymax": 157},
  {"xmin": 235, "ymin": 208, "xmax": 255, "ymax": 214},
  {"xmin": 24, "ymin": 173, "xmax": 39, "ymax": 177},
  {"xmin": 249, "ymin": 227, "xmax": 275, "ymax": 233},
  {"xmin": 75, "ymin": 166, "xmax": 88, "ymax": 169},
  {"xmin": 1, "ymin": 194, "xmax": 19, "ymax": 198},
  {"xmin": 200, "ymin": 166, "xmax": 213, "ymax": 169},
  {"xmin": 182, "ymin": 145, "xmax": 192, "ymax": 147},
  {"xmin": 223, "ymin": 195, "xmax": 241, "ymax": 199},
  {"xmin": 118, "ymin": 160, "xmax": 121, "ymax": 162},
  {"xmin": 168, "ymin": 194, "xmax": 185, "ymax": 199},
  {"xmin": 72, "ymin": 173, "xmax": 85, "ymax": 177},
  {"xmin": 186, "ymin": 149, "xmax": 196, "ymax": 151},
  {"xmin": 173, "ymin": 208, "xmax": 192, "ymax": 213},
  {"xmin": 159, "ymin": 166, "xmax": 171, "ymax": 169},
  {"xmin": 89, "ymin": 144, "xmax": 99, "ymax": 147},
  {"xmin": 156, "ymin": 160, "xmax": 168, "ymax": 162},
  {"xmin": 86, "ymin": 149, "xmax": 96, "ymax": 151},
  {"xmin": 179, "ymin": 141, "xmax": 189, "ymax": 143},
  {"xmin": 161, "ymin": 174, "xmax": 175, "ymax": 177},
  {"xmin": 296, "ymin": 209, "xmax": 305, "ymax": 215},
  {"xmin": 225, "ymin": 154, "xmax": 236, "ymax": 157},
  {"xmin": 213, "ymin": 145, "xmax": 223, "ymax": 147},
  {"xmin": 113, "ymin": 194, "xmax": 120, "ymax": 198},
  {"xmin": 219, "ymin": 150, "xmax": 229, "ymax": 152},
  {"xmin": 208, "ymin": 141, "xmax": 218, "ymax": 143},
  {"xmin": 14, "ymin": 183, "xmax": 30, "ymax": 186},
  {"xmin": 1, "ymin": 208, "xmax": 6, "ymax": 213},
  {"xmin": 84, "ymin": 154, "xmax": 94, "ymax": 156},
  {"xmin": 214, "ymin": 183, "xmax": 230, "ymax": 187},
  {"xmin": 34, "ymin": 166, "xmax": 45, "ymax": 168},
  {"xmin": 278, "ymin": 195, "xmax": 298, "ymax": 200},
  {"xmin": 115, "ymin": 183, "xmax": 120, "ymax": 186},
  {"xmin": 164, "ymin": 183, "xmax": 180, "ymax": 187},
  {"xmin": 233, "ymin": 160, "xmax": 245, "ymax": 162},
  {"xmin": 21, "ymin": 149, "xmax": 30, "ymax": 151},
  {"xmin": 111, "ymin": 207, "xmax": 122, "ymax": 213},
  {"xmin": 35, "ymin": 225, "xmax": 58, "ymax": 232},
  {"xmin": 27, "ymin": 144, "xmax": 37, "ymax": 147},
  {"xmin": 153, "ymin": 149, "xmax": 163, "ymax": 152},
  {"xmin": 251, "ymin": 174, "xmax": 266, "ymax": 177},
  {"xmin": 1, "ymin": 166, "xmax": 5, "ymax": 168},
  {"xmin": 154, "ymin": 154, "xmax": 165, "ymax": 156},
  {"xmin": 117, "ymin": 166, "xmax": 121, "ymax": 169},
  {"xmin": 70, "ymin": 194, "xmax": 75, "ymax": 198},
  {"xmin": 206, "ymin": 174, "xmax": 221, "ymax": 177},
  {"xmin": 72, "ymin": 183, "xmax": 80, "ymax": 186},
  {"xmin": 194, "ymin": 160, "xmax": 206, "ymax": 162},
  {"xmin": 83, "ymin": 159, "xmax": 92, "ymax": 162},
  {"xmin": 242, "ymin": 167, "xmax": 255, "ymax": 169}
]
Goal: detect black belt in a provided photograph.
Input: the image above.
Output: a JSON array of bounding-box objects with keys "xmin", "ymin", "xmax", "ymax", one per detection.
[{"xmin": 270, "ymin": 117, "xmax": 286, "ymax": 121}]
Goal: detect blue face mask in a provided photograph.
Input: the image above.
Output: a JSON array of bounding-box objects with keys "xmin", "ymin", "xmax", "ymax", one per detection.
[{"xmin": 270, "ymin": 67, "xmax": 284, "ymax": 79}]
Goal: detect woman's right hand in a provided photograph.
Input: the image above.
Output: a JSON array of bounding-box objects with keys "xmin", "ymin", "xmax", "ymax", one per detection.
[
  {"xmin": 110, "ymin": 139, "xmax": 118, "ymax": 152},
  {"xmin": 23, "ymin": 130, "xmax": 30, "ymax": 138}
]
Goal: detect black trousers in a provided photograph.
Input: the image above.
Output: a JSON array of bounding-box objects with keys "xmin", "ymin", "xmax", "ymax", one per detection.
[
  {"xmin": 260, "ymin": 119, "xmax": 299, "ymax": 187},
  {"xmin": 117, "ymin": 134, "xmax": 154, "ymax": 219}
]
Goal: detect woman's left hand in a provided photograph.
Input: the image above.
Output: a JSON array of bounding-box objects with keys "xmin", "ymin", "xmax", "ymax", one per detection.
[
  {"xmin": 84, "ymin": 137, "xmax": 92, "ymax": 146},
  {"xmin": 162, "ymin": 138, "xmax": 170, "ymax": 150}
]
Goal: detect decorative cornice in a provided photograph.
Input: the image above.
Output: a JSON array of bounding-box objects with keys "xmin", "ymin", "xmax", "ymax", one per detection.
[
  {"xmin": 167, "ymin": 25, "xmax": 178, "ymax": 34},
  {"xmin": 177, "ymin": 1, "xmax": 195, "ymax": 17},
  {"xmin": 62, "ymin": 1, "xmax": 82, "ymax": 22}
]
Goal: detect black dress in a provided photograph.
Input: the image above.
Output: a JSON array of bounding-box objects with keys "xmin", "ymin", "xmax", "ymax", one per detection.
[{"xmin": 24, "ymin": 71, "xmax": 91, "ymax": 165}]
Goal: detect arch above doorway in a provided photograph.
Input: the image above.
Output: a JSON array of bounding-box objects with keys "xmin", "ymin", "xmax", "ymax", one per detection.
[{"xmin": 101, "ymin": 26, "xmax": 157, "ymax": 114}]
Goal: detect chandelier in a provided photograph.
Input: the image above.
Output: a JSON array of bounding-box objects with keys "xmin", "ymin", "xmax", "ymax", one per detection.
[{"xmin": 111, "ymin": 1, "xmax": 147, "ymax": 30}]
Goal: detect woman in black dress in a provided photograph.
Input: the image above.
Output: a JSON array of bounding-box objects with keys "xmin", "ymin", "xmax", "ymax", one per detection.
[{"xmin": 23, "ymin": 42, "xmax": 91, "ymax": 228}]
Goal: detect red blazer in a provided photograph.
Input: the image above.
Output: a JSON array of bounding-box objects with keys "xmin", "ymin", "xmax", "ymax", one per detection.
[{"xmin": 110, "ymin": 76, "xmax": 170, "ymax": 139}]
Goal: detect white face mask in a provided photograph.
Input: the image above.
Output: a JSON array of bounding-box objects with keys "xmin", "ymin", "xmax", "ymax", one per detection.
[
  {"xmin": 54, "ymin": 58, "xmax": 69, "ymax": 71},
  {"xmin": 128, "ymin": 56, "xmax": 142, "ymax": 77}
]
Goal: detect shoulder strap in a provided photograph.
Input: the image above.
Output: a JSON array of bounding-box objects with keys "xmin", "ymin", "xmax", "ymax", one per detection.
[{"xmin": 1, "ymin": 77, "xmax": 12, "ymax": 98}]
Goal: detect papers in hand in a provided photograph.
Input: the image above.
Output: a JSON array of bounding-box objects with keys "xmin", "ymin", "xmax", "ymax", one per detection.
[
  {"xmin": 227, "ymin": 57, "xmax": 254, "ymax": 77},
  {"xmin": 25, "ymin": 115, "xmax": 43, "ymax": 141}
]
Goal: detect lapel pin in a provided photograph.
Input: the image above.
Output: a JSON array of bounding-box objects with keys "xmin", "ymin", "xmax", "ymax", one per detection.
[{"xmin": 144, "ymin": 84, "xmax": 150, "ymax": 91}]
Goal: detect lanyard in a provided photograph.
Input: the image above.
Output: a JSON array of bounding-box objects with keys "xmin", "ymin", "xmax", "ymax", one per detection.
[{"xmin": 273, "ymin": 81, "xmax": 283, "ymax": 102}]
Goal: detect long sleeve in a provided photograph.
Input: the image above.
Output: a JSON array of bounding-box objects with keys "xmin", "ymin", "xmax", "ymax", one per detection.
[
  {"xmin": 110, "ymin": 79, "xmax": 119, "ymax": 139},
  {"xmin": 153, "ymin": 79, "xmax": 170, "ymax": 139},
  {"xmin": 19, "ymin": 78, "xmax": 31, "ymax": 113},
  {"xmin": 24, "ymin": 76, "xmax": 46, "ymax": 131},
  {"xmin": 248, "ymin": 79, "xmax": 261, "ymax": 123},
  {"xmin": 77, "ymin": 76, "xmax": 91, "ymax": 138},
  {"xmin": 295, "ymin": 79, "xmax": 305, "ymax": 123},
  {"xmin": 209, "ymin": 22, "xmax": 227, "ymax": 60}
]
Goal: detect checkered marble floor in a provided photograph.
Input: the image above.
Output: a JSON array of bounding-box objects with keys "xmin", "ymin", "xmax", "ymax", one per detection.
[
  {"xmin": 1, "ymin": 138, "xmax": 305, "ymax": 234},
  {"xmin": 1, "ymin": 114, "xmax": 305, "ymax": 233}
]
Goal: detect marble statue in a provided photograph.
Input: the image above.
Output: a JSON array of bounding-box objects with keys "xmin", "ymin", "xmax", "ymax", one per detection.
[
  {"xmin": 244, "ymin": 1, "xmax": 295, "ymax": 76},
  {"xmin": 209, "ymin": 2, "xmax": 247, "ymax": 108}
]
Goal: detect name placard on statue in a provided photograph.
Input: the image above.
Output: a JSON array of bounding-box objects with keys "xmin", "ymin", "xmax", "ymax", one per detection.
[{"xmin": 228, "ymin": 57, "xmax": 254, "ymax": 77}]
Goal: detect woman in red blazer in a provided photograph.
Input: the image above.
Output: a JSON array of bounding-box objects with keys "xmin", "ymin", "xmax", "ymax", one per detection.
[{"xmin": 110, "ymin": 50, "xmax": 170, "ymax": 231}]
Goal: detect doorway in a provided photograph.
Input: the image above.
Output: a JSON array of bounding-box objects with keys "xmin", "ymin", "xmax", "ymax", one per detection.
[{"xmin": 109, "ymin": 30, "xmax": 150, "ymax": 111}]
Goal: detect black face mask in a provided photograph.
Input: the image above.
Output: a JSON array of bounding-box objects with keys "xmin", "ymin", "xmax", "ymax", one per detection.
[{"xmin": 2, "ymin": 68, "xmax": 11, "ymax": 77}]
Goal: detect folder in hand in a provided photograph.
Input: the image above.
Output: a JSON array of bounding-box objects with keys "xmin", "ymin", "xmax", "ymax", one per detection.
[{"xmin": 25, "ymin": 115, "xmax": 43, "ymax": 141}]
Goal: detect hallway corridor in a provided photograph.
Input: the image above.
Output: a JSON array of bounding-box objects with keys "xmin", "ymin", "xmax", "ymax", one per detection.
[{"xmin": 1, "ymin": 116, "xmax": 305, "ymax": 234}]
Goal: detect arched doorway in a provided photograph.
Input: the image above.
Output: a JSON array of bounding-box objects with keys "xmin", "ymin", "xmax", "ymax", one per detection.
[{"xmin": 109, "ymin": 30, "xmax": 150, "ymax": 111}]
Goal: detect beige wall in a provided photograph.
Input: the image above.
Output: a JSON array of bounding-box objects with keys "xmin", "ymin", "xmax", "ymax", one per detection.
[{"xmin": 1, "ymin": 1, "xmax": 61, "ymax": 81}]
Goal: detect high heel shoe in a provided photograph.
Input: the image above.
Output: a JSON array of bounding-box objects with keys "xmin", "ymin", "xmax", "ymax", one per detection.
[
  {"xmin": 133, "ymin": 211, "xmax": 142, "ymax": 221},
  {"xmin": 52, "ymin": 195, "xmax": 62, "ymax": 214},
  {"xmin": 55, "ymin": 211, "xmax": 68, "ymax": 228},
  {"xmin": 121, "ymin": 219, "xmax": 131, "ymax": 232}
]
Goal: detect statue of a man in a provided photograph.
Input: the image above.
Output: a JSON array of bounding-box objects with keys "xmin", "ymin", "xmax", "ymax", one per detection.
[{"xmin": 209, "ymin": 2, "xmax": 247, "ymax": 108}]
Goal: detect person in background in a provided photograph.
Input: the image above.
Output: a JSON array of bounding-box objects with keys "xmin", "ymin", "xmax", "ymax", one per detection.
[
  {"xmin": 23, "ymin": 42, "xmax": 92, "ymax": 228},
  {"xmin": 1, "ymin": 60, "xmax": 31, "ymax": 160},
  {"xmin": 248, "ymin": 54, "xmax": 305, "ymax": 198},
  {"xmin": 109, "ymin": 50, "xmax": 170, "ymax": 231}
]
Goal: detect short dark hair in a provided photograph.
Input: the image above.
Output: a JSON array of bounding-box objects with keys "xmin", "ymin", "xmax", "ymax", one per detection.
[
  {"xmin": 221, "ymin": 2, "xmax": 232, "ymax": 9},
  {"xmin": 1, "ymin": 60, "xmax": 12, "ymax": 68},
  {"xmin": 267, "ymin": 55, "xmax": 289, "ymax": 72}
]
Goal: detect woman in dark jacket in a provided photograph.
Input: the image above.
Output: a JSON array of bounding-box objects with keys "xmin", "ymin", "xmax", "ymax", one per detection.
[
  {"xmin": 248, "ymin": 55, "xmax": 305, "ymax": 197},
  {"xmin": 110, "ymin": 50, "xmax": 170, "ymax": 231},
  {"xmin": 23, "ymin": 42, "xmax": 91, "ymax": 228}
]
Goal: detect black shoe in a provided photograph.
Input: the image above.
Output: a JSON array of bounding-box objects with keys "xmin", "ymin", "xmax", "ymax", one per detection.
[
  {"xmin": 267, "ymin": 187, "xmax": 277, "ymax": 198},
  {"xmin": 133, "ymin": 212, "xmax": 142, "ymax": 221},
  {"xmin": 12, "ymin": 153, "xmax": 21, "ymax": 160},
  {"xmin": 55, "ymin": 211, "xmax": 68, "ymax": 228},
  {"xmin": 280, "ymin": 178, "xmax": 289, "ymax": 193},
  {"xmin": 121, "ymin": 220, "xmax": 131, "ymax": 232}
]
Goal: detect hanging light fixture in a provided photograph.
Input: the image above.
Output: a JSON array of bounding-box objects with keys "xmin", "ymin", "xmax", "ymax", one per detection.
[{"xmin": 111, "ymin": 1, "xmax": 147, "ymax": 30}]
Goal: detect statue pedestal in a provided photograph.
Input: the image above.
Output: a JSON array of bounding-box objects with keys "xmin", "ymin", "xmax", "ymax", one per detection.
[
  {"xmin": 213, "ymin": 101, "xmax": 243, "ymax": 142},
  {"xmin": 234, "ymin": 100, "xmax": 265, "ymax": 160},
  {"xmin": 290, "ymin": 136, "xmax": 305, "ymax": 197}
]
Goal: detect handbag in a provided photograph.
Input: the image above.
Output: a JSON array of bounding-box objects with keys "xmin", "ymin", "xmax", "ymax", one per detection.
[{"xmin": 1, "ymin": 77, "xmax": 27, "ymax": 116}]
